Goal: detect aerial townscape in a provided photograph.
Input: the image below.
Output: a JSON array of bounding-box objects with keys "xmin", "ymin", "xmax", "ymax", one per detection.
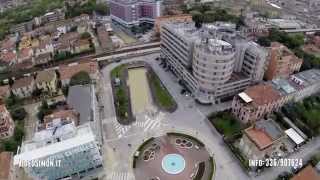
[{"xmin": 1, "ymin": 0, "xmax": 320, "ymax": 180}]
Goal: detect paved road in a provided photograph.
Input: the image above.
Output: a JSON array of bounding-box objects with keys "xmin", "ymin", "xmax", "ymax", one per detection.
[
  {"xmin": 98, "ymin": 52, "xmax": 320, "ymax": 180},
  {"xmin": 256, "ymin": 137, "xmax": 320, "ymax": 180},
  {"xmin": 99, "ymin": 53, "xmax": 250, "ymax": 180}
]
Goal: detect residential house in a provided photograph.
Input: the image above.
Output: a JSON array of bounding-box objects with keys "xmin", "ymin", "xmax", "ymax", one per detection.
[
  {"xmin": 73, "ymin": 14, "xmax": 90, "ymax": 23},
  {"xmin": 232, "ymin": 84, "xmax": 283, "ymax": 123},
  {"xmin": 0, "ymin": 104, "xmax": 14, "ymax": 139},
  {"xmin": 18, "ymin": 35, "xmax": 32, "ymax": 50},
  {"xmin": 0, "ymin": 51, "xmax": 17, "ymax": 65},
  {"xmin": 291, "ymin": 165, "xmax": 320, "ymax": 180},
  {"xmin": 239, "ymin": 119, "xmax": 287, "ymax": 160},
  {"xmin": 0, "ymin": 85, "xmax": 10, "ymax": 99},
  {"xmin": 17, "ymin": 48, "xmax": 33, "ymax": 64},
  {"xmin": 54, "ymin": 32, "xmax": 80, "ymax": 54},
  {"xmin": 265, "ymin": 42, "xmax": 303, "ymax": 80},
  {"xmin": 34, "ymin": 52, "xmax": 52, "ymax": 66},
  {"xmin": 35, "ymin": 70, "xmax": 58, "ymax": 94},
  {"xmin": 11, "ymin": 76, "xmax": 35, "ymax": 98},
  {"xmin": 0, "ymin": 151, "xmax": 13, "ymax": 180},
  {"xmin": 34, "ymin": 37, "xmax": 54, "ymax": 56},
  {"xmin": 73, "ymin": 39, "xmax": 91, "ymax": 54},
  {"xmin": 42, "ymin": 109, "xmax": 80, "ymax": 130},
  {"xmin": 0, "ymin": 37, "xmax": 17, "ymax": 51},
  {"xmin": 59, "ymin": 61, "xmax": 99, "ymax": 86}
]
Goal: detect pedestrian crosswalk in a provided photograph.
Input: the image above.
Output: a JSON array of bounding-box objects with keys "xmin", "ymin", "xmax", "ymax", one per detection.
[
  {"xmin": 107, "ymin": 172, "xmax": 134, "ymax": 180},
  {"xmin": 114, "ymin": 123, "xmax": 131, "ymax": 138},
  {"xmin": 143, "ymin": 118, "xmax": 161, "ymax": 132},
  {"xmin": 113, "ymin": 112, "xmax": 166, "ymax": 138}
]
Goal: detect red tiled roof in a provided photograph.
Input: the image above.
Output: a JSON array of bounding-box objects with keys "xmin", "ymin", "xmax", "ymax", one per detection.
[
  {"xmin": 291, "ymin": 165, "xmax": 320, "ymax": 180},
  {"xmin": 0, "ymin": 51, "xmax": 17, "ymax": 63},
  {"xmin": 11, "ymin": 76, "xmax": 34, "ymax": 89},
  {"xmin": 244, "ymin": 84, "xmax": 281, "ymax": 106},
  {"xmin": 0, "ymin": 85, "xmax": 9, "ymax": 97},
  {"xmin": 244, "ymin": 126, "xmax": 274, "ymax": 150},
  {"xmin": 43, "ymin": 109, "xmax": 79, "ymax": 127},
  {"xmin": 59, "ymin": 61, "xmax": 98, "ymax": 80},
  {"xmin": 18, "ymin": 48, "xmax": 33, "ymax": 59},
  {"xmin": 0, "ymin": 152, "xmax": 12, "ymax": 180},
  {"xmin": 0, "ymin": 38, "xmax": 15, "ymax": 50}
]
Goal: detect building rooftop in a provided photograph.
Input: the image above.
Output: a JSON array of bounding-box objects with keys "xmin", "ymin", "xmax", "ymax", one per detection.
[
  {"xmin": 11, "ymin": 76, "xmax": 34, "ymax": 89},
  {"xmin": 290, "ymin": 69, "xmax": 320, "ymax": 88},
  {"xmin": 35, "ymin": 70, "xmax": 56, "ymax": 83},
  {"xmin": 291, "ymin": 165, "xmax": 320, "ymax": 180},
  {"xmin": 67, "ymin": 85, "xmax": 93, "ymax": 124},
  {"xmin": 268, "ymin": 19, "xmax": 304, "ymax": 29},
  {"xmin": 14, "ymin": 123, "xmax": 95, "ymax": 164},
  {"xmin": 0, "ymin": 51, "xmax": 16, "ymax": 63},
  {"xmin": 245, "ymin": 119, "xmax": 283, "ymax": 150},
  {"xmin": 243, "ymin": 84, "xmax": 281, "ymax": 106},
  {"xmin": 271, "ymin": 78, "xmax": 296, "ymax": 96},
  {"xmin": 0, "ymin": 85, "xmax": 9, "ymax": 98},
  {"xmin": 0, "ymin": 151, "xmax": 12, "ymax": 180},
  {"xmin": 43, "ymin": 109, "xmax": 79, "ymax": 129},
  {"xmin": 59, "ymin": 61, "xmax": 98, "ymax": 80}
]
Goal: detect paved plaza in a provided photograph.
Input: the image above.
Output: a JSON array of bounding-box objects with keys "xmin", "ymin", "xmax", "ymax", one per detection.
[{"xmin": 133, "ymin": 134, "xmax": 213, "ymax": 180}]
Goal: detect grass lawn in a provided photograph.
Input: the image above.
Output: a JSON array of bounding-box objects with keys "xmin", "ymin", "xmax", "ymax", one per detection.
[
  {"xmin": 111, "ymin": 64, "xmax": 125, "ymax": 78},
  {"xmin": 209, "ymin": 112, "xmax": 242, "ymax": 138},
  {"xmin": 149, "ymin": 72, "xmax": 176, "ymax": 110},
  {"xmin": 110, "ymin": 65, "xmax": 132, "ymax": 124}
]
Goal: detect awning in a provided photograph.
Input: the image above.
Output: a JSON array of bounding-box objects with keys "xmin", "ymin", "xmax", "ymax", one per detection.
[{"xmin": 285, "ymin": 128, "xmax": 305, "ymax": 145}]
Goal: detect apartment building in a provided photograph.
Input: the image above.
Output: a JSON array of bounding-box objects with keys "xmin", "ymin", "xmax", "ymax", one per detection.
[
  {"xmin": 232, "ymin": 84, "xmax": 282, "ymax": 123},
  {"xmin": 14, "ymin": 122, "xmax": 103, "ymax": 180},
  {"xmin": 233, "ymin": 69, "xmax": 320, "ymax": 123},
  {"xmin": 110, "ymin": 0, "xmax": 161, "ymax": 27},
  {"xmin": 265, "ymin": 42, "xmax": 303, "ymax": 80},
  {"xmin": 0, "ymin": 104, "xmax": 14, "ymax": 139},
  {"xmin": 160, "ymin": 22, "xmax": 267, "ymax": 104}
]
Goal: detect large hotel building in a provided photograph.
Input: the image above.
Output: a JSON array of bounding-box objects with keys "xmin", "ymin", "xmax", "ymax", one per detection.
[
  {"xmin": 160, "ymin": 22, "xmax": 268, "ymax": 104},
  {"xmin": 110, "ymin": 0, "xmax": 162, "ymax": 27}
]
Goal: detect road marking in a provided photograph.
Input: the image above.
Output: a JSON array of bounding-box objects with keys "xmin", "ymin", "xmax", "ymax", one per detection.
[{"xmin": 107, "ymin": 172, "xmax": 133, "ymax": 180}]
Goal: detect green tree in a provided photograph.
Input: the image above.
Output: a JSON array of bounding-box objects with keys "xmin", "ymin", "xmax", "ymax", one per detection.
[
  {"xmin": 191, "ymin": 10, "xmax": 203, "ymax": 29},
  {"xmin": 80, "ymin": 32, "xmax": 91, "ymax": 39},
  {"xmin": 70, "ymin": 71, "xmax": 91, "ymax": 86},
  {"xmin": 10, "ymin": 107, "xmax": 27, "ymax": 121}
]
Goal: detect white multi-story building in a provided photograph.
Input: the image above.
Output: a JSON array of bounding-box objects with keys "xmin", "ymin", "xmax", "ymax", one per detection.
[
  {"xmin": 160, "ymin": 22, "xmax": 267, "ymax": 104},
  {"xmin": 14, "ymin": 122, "xmax": 103, "ymax": 180}
]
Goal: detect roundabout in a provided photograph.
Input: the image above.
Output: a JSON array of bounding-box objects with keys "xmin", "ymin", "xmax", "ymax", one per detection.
[{"xmin": 133, "ymin": 133, "xmax": 215, "ymax": 180}]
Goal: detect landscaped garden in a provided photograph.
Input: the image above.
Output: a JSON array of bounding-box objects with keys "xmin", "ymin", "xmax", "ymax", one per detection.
[
  {"xmin": 208, "ymin": 111, "xmax": 244, "ymax": 138},
  {"xmin": 148, "ymin": 71, "xmax": 177, "ymax": 112},
  {"xmin": 110, "ymin": 64, "xmax": 133, "ymax": 124}
]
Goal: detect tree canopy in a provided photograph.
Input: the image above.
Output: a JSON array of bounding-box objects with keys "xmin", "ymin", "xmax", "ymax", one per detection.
[{"xmin": 70, "ymin": 71, "xmax": 91, "ymax": 86}]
